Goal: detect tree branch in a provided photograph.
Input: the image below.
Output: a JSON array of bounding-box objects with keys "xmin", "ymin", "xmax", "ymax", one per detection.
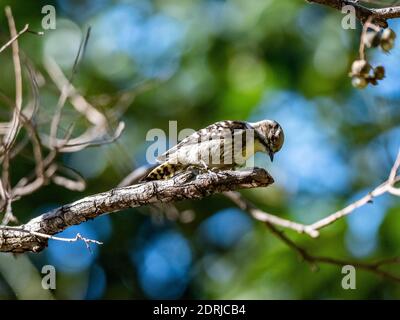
[
  {"xmin": 0, "ymin": 168, "xmax": 273, "ymax": 253},
  {"xmin": 307, "ymin": 0, "xmax": 400, "ymax": 26},
  {"xmin": 224, "ymin": 150, "xmax": 400, "ymax": 283},
  {"xmin": 226, "ymin": 149, "xmax": 400, "ymax": 238},
  {"xmin": 224, "ymin": 191, "xmax": 319, "ymax": 237},
  {"xmin": 0, "ymin": 23, "xmax": 28, "ymax": 54},
  {"xmin": 265, "ymin": 220, "xmax": 400, "ymax": 283}
]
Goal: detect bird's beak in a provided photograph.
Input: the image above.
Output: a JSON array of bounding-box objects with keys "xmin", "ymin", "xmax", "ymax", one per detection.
[{"xmin": 268, "ymin": 150, "xmax": 274, "ymax": 162}]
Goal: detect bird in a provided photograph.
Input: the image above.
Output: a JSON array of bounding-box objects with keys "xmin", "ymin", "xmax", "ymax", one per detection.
[{"xmin": 142, "ymin": 119, "xmax": 284, "ymax": 181}]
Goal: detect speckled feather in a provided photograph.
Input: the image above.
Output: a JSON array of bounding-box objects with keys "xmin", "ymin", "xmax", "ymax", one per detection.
[{"xmin": 143, "ymin": 120, "xmax": 283, "ymax": 181}]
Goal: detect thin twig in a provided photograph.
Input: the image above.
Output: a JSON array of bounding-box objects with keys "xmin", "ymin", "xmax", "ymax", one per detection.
[
  {"xmin": 358, "ymin": 16, "xmax": 378, "ymax": 60},
  {"xmin": 310, "ymin": 150, "xmax": 400, "ymax": 231},
  {"xmin": 221, "ymin": 149, "xmax": 400, "ymax": 283},
  {"xmin": 3, "ymin": 7, "xmax": 24, "ymax": 150},
  {"xmin": 224, "ymin": 191, "xmax": 319, "ymax": 237},
  {"xmin": 265, "ymin": 221, "xmax": 400, "ymax": 283},
  {"xmin": 0, "ymin": 226, "xmax": 102, "ymax": 252},
  {"xmin": 48, "ymin": 28, "xmax": 91, "ymax": 148},
  {"xmin": 0, "ymin": 23, "xmax": 29, "ymax": 54},
  {"xmin": 1, "ymin": 7, "xmax": 24, "ymax": 225},
  {"xmin": 225, "ymin": 149, "xmax": 400, "ymax": 238},
  {"xmin": 44, "ymin": 57, "xmax": 125, "ymax": 152}
]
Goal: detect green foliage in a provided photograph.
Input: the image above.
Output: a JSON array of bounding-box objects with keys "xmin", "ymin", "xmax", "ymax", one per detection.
[{"xmin": 0, "ymin": 0, "xmax": 399, "ymax": 299}]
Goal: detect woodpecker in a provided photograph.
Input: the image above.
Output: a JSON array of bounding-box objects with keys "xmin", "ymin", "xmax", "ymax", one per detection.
[{"xmin": 143, "ymin": 120, "xmax": 284, "ymax": 181}]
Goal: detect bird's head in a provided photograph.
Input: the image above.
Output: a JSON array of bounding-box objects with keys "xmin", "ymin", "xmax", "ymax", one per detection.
[{"xmin": 254, "ymin": 120, "xmax": 284, "ymax": 162}]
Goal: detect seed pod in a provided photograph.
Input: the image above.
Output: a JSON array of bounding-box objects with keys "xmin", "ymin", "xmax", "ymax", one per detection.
[
  {"xmin": 352, "ymin": 76, "xmax": 368, "ymax": 89},
  {"xmin": 364, "ymin": 30, "xmax": 381, "ymax": 48},
  {"xmin": 381, "ymin": 28, "xmax": 396, "ymax": 42},
  {"xmin": 367, "ymin": 77, "xmax": 378, "ymax": 86},
  {"xmin": 380, "ymin": 28, "xmax": 396, "ymax": 52},
  {"xmin": 374, "ymin": 66, "xmax": 385, "ymax": 80},
  {"xmin": 380, "ymin": 39, "xmax": 395, "ymax": 52},
  {"xmin": 351, "ymin": 59, "xmax": 371, "ymax": 77}
]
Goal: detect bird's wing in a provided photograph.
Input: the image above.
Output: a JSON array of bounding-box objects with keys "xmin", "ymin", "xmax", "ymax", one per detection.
[{"xmin": 156, "ymin": 120, "xmax": 255, "ymax": 163}]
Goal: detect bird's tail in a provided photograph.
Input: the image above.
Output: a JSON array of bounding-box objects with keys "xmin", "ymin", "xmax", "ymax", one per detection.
[{"xmin": 141, "ymin": 162, "xmax": 182, "ymax": 181}]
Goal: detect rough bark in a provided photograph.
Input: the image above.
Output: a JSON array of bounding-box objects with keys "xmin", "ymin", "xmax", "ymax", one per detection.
[
  {"xmin": 0, "ymin": 168, "xmax": 273, "ymax": 253},
  {"xmin": 308, "ymin": 0, "xmax": 400, "ymax": 27}
]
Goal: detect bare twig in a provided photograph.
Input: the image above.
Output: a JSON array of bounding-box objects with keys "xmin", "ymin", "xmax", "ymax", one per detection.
[
  {"xmin": 265, "ymin": 221, "xmax": 400, "ymax": 283},
  {"xmin": 0, "ymin": 226, "xmax": 102, "ymax": 252},
  {"xmin": 225, "ymin": 149, "xmax": 400, "ymax": 238},
  {"xmin": 310, "ymin": 150, "xmax": 400, "ymax": 231},
  {"xmin": 3, "ymin": 7, "xmax": 24, "ymax": 151},
  {"xmin": 43, "ymin": 57, "xmax": 125, "ymax": 152},
  {"xmin": 0, "ymin": 12, "xmax": 124, "ymax": 227},
  {"xmin": 1, "ymin": 7, "xmax": 24, "ymax": 225},
  {"xmin": 358, "ymin": 16, "xmax": 379, "ymax": 60},
  {"xmin": 220, "ymin": 150, "xmax": 400, "ymax": 283},
  {"xmin": 48, "ymin": 28, "xmax": 91, "ymax": 148},
  {"xmin": 2, "ymin": 200, "xmax": 16, "ymax": 225},
  {"xmin": 51, "ymin": 165, "xmax": 86, "ymax": 191},
  {"xmin": 224, "ymin": 191, "xmax": 319, "ymax": 237},
  {"xmin": 12, "ymin": 164, "xmax": 57, "ymax": 198},
  {"xmin": 0, "ymin": 23, "xmax": 28, "ymax": 54}
]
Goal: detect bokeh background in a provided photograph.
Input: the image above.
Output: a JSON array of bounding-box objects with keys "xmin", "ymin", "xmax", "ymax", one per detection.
[{"xmin": 0, "ymin": 0, "xmax": 400, "ymax": 299}]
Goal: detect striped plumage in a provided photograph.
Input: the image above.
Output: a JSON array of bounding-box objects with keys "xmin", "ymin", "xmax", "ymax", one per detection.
[{"xmin": 143, "ymin": 120, "xmax": 284, "ymax": 181}]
